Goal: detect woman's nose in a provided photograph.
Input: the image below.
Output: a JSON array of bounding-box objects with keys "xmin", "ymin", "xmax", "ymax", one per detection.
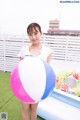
[{"xmin": 32, "ymin": 34, "xmax": 36, "ymax": 38}]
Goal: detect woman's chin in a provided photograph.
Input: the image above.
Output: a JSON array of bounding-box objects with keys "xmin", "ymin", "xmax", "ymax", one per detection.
[{"xmin": 32, "ymin": 41, "xmax": 38, "ymax": 45}]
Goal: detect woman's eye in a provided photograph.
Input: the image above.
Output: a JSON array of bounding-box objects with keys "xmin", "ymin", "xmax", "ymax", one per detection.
[
  {"xmin": 34, "ymin": 33, "xmax": 37, "ymax": 35},
  {"xmin": 28, "ymin": 32, "xmax": 38, "ymax": 36}
]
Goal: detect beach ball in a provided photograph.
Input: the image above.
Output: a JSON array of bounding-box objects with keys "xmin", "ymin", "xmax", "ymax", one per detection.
[{"xmin": 10, "ymin": 56, "xmax": 56, "ymax": 104}]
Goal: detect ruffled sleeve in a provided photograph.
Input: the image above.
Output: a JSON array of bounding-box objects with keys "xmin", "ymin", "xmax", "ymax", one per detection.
[
  {"xmin": 43, "ymin": 45, "xmax": 52, "ymax": 56},
  {"xmin": 17, "ymin": 47, "xmax": 24, "ymax": 58}
]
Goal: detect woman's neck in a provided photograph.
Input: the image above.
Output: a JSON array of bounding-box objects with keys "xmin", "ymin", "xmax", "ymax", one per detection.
[{"xmin": 29, "ymin": 43, "xmax": 42, "ymax": 56}]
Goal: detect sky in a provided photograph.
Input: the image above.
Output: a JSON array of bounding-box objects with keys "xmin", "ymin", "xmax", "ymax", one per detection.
[{"xmin": 0, "ymin": 0, "xmax": 80, "ymax": 34}]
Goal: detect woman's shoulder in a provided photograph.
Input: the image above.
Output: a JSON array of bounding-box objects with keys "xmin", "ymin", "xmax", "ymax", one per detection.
[
  {"xmin": 18, "ymin": 45, "xmax": 29, "ymax": 58},
  {"xmin": 20, "ymin": 45, "xmax": 29, "ymax": 51}
]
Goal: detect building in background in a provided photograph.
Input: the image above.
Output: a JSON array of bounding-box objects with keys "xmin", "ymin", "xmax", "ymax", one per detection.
[
  {"xmin": 47, "ymin": 19, "xmax": 80, "ymax": 36},
  {"xmin": 49, "ymin": 19, "xmax": 59, "ymax": 30}
]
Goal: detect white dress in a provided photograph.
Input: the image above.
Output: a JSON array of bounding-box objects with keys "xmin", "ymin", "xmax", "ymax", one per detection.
[{"xmin": 18, "ymin": 45, "xmax": 52, "ymax": 62}]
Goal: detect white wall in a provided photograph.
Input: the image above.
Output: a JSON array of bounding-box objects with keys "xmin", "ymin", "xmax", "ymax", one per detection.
[{"xmin": 0, "ymin": 34, "xmax": 80, "ymax": 72}]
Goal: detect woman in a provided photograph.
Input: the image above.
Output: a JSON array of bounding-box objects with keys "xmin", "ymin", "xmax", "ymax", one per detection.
[{"xmin": 18, "ymin": 22, "xmax": 52, "ymax": 120}]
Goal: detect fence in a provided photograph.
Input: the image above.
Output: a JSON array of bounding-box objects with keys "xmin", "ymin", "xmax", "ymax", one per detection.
[{"xmin": 0, "ymin": 34, "xmax": 80, "ymax": 72}]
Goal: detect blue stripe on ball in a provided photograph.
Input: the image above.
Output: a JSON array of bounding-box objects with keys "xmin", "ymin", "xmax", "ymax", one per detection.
[{"xmin": 41, "ymin": 60, "xmax": 56, "ymax": 100}]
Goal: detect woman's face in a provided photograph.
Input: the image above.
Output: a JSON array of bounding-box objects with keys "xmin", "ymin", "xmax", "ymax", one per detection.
[{"xmin": 28, "ymin": 27, "xmax": 42, "ymax": 45}]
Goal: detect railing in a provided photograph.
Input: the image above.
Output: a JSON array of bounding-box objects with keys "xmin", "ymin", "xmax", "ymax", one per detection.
[{"xmin": 0, "ymin": 34, "xmax": 80, "ymax": 72}]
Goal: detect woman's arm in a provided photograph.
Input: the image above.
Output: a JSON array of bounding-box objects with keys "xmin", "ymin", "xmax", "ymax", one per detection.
[{"xmin": 47, "ymin": 53, "xmax": 52, "ymax": 64}]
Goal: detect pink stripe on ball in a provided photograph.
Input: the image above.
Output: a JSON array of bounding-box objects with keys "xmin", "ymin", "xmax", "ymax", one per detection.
[{"xmin": 10, "ymin": 65, "xmax": 35, "ymax": 103}]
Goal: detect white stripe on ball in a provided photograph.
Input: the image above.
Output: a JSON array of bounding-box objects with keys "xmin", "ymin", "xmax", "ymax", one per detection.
[{"xmin": 19, "ymin": 57, "xmax": 46, "ymax": 101}]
